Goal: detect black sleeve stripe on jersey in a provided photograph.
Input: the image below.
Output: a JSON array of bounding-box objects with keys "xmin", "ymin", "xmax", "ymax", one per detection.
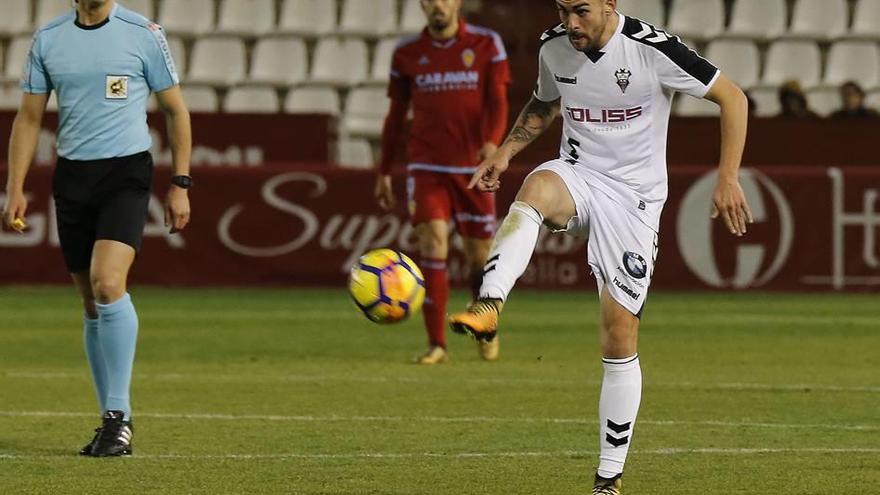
[
  {"xmin": 621, "ymin": 16, "xmax": 718, "ymax": 86},
  {"xmin": 540, "ymin": 23, "xmax": 567, "ymax": 46}
]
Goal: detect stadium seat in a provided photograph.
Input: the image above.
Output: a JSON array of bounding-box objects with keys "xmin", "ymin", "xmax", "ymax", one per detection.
[
  {"xmin": 337, "ymin": 138, "xmax": 375, "ymax": 168},
  {"xmin": 748, "ymin": 87, "xmax": 782, "ymax": 117},
  {"xmin": 704, "ymin": 39, "xmax": 760, "ymax": 89},
  {"xmin": 823, "ymin": 41, "xmax": 880, "ymax": 89},
  {"xmin": 726, "ymin": 0, "xmax": 786, "ymax": 40},
  {"xmin": 399, "ymin": 0, "xmax": 424, "ymax": 34},
  {"xmin": 278, "ymin": 0, "xmax": 337, "ymax": 37},
  {"xmin": 158, "ymin": 0, "xmax": 216, "ymax": 36},
  {"xmin": 224, "ymin": 86, "xmax": 280, "ymax": 113},
  {"xmin": 3, "ymin": 36, "xmax": 32, "ymax": 83},
  {"xmin": 181, "ymin": 85, "xmax": 220, "ymax": 112},
  {"xmin": 339, "ymin": 0, "xmax": 397, "ymax": 38},
  {"xmin": 165, "ymin": 36, "xmax": 187, "ymax": 77},
  {"xmin": 851, "ymin": 0, "xmax": 880, "ymax": 39},
  {"xmin": 806, "ymin": 87, "xmax": 842, "ymax": 117},
  {"xmin": 0, "ymin": 83, "xmax": 20, "ymax": 111},
  {"xmin": 310, "ymin": 38, "xmax": 369, "ymax": 86},
  {"xmin": 667, "ymin": 0, "xmax": 724, "ymax": 40},
  {"xmin": 370, "ymin": 37, "xmax": 400, "ymax": 84},
  {"xmin": 788, "ymin": 0, "xmax": 848, "ymax": 40},
  {"xmin": 0, "ymin": 1, "xmax": 31, "ymax": 36},
  {"xmin": 249, "ymin": 37, "xmax": 308, "ymax": 86},
  {"xmin": 866, "ymin": 90, "xmax": 880, "ymax": 111},
  {"xmin": 125, "ymin": 0, "xmax": 155, "ymax": 19},
  {"xmin": 35, "ymin": 0, "xmax": 73, "ymax": 27},
  {"xmin": 761, "ymin": 40, "xmax": 822, "ymax": 88},
  {"xmin": 217, "ymin": 0, "xmax": 275, "ymax": 36},
  {"xmin": 187, "ymin": 37, "xmax": 247, "ymax": 86},
  {"xmin": 674, "ymin": 94, "xmax": 719, "ymax": 116},
  {"xmin": 147, "ymin": 94, "xmax": 159, "ymax": 112},
  {"xmin": 620, "ymin": 0, "xmax": 665, "ymax": 28},
  {"xmin": 341, "ymin": 87, "xmax": 389, "ymax": 138},
  {"xmin": 284, "ymin": 86, "xmax": 341, "ymax": 115}
]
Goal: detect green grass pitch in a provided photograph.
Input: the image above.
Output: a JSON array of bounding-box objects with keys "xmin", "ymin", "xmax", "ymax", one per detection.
[{"xmin": 0, "ymin": 287, "xmax": 877, "ymax": 494}]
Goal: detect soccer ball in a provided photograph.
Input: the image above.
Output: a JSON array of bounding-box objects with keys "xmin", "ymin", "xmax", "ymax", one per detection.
[{"xmin": 348, "ymin": 249, "xmax": 426, "ymax": 324}]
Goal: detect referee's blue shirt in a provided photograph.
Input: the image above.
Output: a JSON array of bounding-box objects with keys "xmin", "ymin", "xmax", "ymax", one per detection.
[{"xmin": 21, "ymin": 3, "xmax": 179, "ymax": 161}]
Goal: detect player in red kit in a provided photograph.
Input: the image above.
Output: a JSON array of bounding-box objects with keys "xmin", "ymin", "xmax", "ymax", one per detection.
[{"xmin": 375, "ymin": 0, "xmax": 510, "ymax": 364}]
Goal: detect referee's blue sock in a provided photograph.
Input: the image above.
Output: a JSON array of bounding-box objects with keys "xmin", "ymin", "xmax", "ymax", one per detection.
[
  {"xmin": 83, "ymin": 315, "xmax": 108, "ymax": 412},
  {"xmin": 96, "ymin": 293, "xmax": 139, "ymax": 419}
]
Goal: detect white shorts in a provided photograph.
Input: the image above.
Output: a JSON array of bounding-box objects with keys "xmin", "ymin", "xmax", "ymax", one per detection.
[{"xmin": 528, "ymin": 159, "xmax": 659, "ymax": 316}]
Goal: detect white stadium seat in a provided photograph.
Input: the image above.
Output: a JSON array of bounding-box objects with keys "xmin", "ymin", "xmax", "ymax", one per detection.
[
  {"xmin": 762, "ymin": 40, "xmax": 822, "ymax": 88},
  {"xmin": 278, "ymin": 0, "xmax": 337, "ymax": 37},
  {"xmin": 284, "ymin": 86, "xmax": 341, "ymax": 115},
  {"xmin": 0, "ymin": 83, "xmax": 21, "ymax": 111},
  {"xmin": 337, "ymin": 138, "xmax": 374, "ymax": 168},
  {"xmin": 851, "ymin": 0, "xmax": 880, "ymax": 38},
  {"xmin": 341, "ymin": 87, "xmax": 390, "ymax": 138},
  {"xmin": 674, "ymin": 94, "xmax": 719, "ymax": 116},
  {"xmin": 4, "ymin": 36, "xmax": 32, "ymax": 83},
  {"xmin": 399, "ymin": 0, "xmax": 424, "ymax": 34},
  {"xmin": 125, "ymin": 0, "xmax": 155, "ymax": 19},
  {"xmin": 806, "ymin": 87, "xmax": 842, "ymax": 117},
  {"xmin": 165, "ymin": 36, "xmax": 187, "ymax": 76},
  {"xmin": 310, "ymin": 38, "xmax": 369, "ymax": 86},
  {"xmin": 0, "ymin": 1, "xmax": 31, "ymax": 36},
  {"xmin": 704, "ymin": 40, "xmax": 760, "ymax": 89},
  {"xmin": 339, "ymin": 0, "xmax": 397, "ymax": 38},
  {"xmin": 748, "ymin": 87, "xmax": 782, "ymax": 117},
  {"xmin": 823, "ymin": 41, "xmax": 880, "ymax": 89},
  {"xmin": 224, "ymin": 86, "xmax": 280, "ymax": 113},
  {"xmin": 866, "ymin": 90, "xmax": 880, "ymax": 111},
  {"xmin": 158, "ymin": 0, "xmax": 216, "ymax": 36},
  {"xmin": 726, "ymin": 0, "xmax": 786, "ymax": 40},
  {"xmin": 187, "ymin": 37, "xmax": 246, "ymax": 86},
  {"xmin": 217, "ymin": 0, "xmax": 275, "ymax": 36},
  {"xmin": 370, "ymin": 37, "xmax": 400, "ymax": 84},
  {"xmin": 621, "ymin": 0, "xmax": 665, "ymax": 28},
  {"xmin": 249, "ymin": 37, "xmax": 308, "ymax": 86},
  {"xmin": 667, "ymin": 0, "xmax": 724, "ymax": 40},
  {"xmin": 181, "ymin": 85, "xmax": 220, "ymax": 112},
  {"xmin": 788, "ymin": 0, "xmax": 848, "ymax": 40},
  {"xmin": 35, "ymin": 0, "xmax": 73, "ymax": 27}
]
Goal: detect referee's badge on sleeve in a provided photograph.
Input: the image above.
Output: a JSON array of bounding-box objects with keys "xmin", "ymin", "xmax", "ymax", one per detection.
[{"xmin": 106, "ymin": 75, "xmax": 129, "ymax": 100}]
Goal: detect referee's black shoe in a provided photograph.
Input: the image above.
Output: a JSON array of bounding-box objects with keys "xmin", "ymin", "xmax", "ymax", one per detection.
[
  {"xmin": 78, "ymin": 424, "xmax": 102, "ymax": 456},
  {"xmin": 89, "ymin": 410, "xmax": 133, "ymax": 457}
]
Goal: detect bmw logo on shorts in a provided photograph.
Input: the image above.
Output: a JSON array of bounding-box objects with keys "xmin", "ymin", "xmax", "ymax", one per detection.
[{"xmin": 622, "ymin": 251, "xmax": 648, "ymax": 279}]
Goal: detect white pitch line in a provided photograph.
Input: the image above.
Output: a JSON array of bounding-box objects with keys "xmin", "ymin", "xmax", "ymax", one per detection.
[
  {"xmin": 0, "ymin": 410, "xmax": 876, "ymax": 432},
  {"xmin": 1, "ymin": 447, "xmax": 879, "ymax": 461},
  {"xmin": 4, "ymin": 370, "xmax": 879, "ymax": 393}
]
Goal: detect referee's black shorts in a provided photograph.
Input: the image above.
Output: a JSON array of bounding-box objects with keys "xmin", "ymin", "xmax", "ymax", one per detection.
[{"xmin": 52, "ymin": 151, "xmax": 154, "ymax": 273}]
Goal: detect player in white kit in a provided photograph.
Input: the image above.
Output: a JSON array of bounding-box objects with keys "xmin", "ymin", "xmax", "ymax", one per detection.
[{"xmin": 448, "ymin": 1, "xmax": 753, "ymax": 493}]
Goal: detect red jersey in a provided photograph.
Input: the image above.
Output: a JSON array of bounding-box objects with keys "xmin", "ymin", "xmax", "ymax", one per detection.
[{"xmin": 382, "ymin": 21, "xmax": 511, "ymax": 174}]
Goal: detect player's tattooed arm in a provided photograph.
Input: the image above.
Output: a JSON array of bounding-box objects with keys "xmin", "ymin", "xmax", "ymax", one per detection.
[{"xmin": 503, "ymin": 96, "xmax": 560, "ymax": 154}]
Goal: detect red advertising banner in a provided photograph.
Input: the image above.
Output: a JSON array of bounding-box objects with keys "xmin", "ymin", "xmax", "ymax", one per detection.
[
  {"xmin": 1, "ymin": 165, "xmax": 878, "ymax": 291},
  {"xmin": 0, "ymin": 111, "xmax": 335, "ymax": 167}
]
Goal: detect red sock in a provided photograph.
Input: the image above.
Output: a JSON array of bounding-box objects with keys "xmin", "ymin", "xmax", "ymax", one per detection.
[{"xmin": 421, "ymin": 258, "xmax": 448, "ymax": 348}]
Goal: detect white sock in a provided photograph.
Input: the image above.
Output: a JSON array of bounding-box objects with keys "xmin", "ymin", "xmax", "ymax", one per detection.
[
  {"xmin": 597, "ymin": 354, "xmax": 642, "ymax": 478},
  {"xmin": 479, "ymin": 201, "xmax": 543, "ymax": 301}
]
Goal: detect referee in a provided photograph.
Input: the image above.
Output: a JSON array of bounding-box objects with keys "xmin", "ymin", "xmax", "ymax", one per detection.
[{"xmin": 2, "ymin": 0, "xmax": 191, "ymax": 457}]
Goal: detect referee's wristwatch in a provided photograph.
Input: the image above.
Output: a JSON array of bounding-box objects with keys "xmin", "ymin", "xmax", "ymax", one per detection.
[{"xmin": 171, "ymin": 175, "xmax": 193, "ymax": 190}]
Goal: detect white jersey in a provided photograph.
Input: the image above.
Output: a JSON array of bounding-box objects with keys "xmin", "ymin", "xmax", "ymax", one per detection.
[{"xmin": 535, "ymin": 14, "xmax": 719, "ymax": 231}]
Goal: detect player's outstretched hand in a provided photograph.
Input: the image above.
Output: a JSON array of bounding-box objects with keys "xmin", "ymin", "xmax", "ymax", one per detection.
[
  {"xmin": 468, "ymin": 148, "xmax": 509, "ymax": 192},
  {"xmin": 2, "ymin": 191, "xmax": 27, "ymax": 232},
  {"xmin": 711, "ymin": 178, "xmax": 753, "ymax": 236},
  {"xmin": 165, "ymin": 186, "xmax": 191, "ymax": 234},
  {"xmin": 374, "ymin": 174, "xmax": 395, "ymax": 211}
]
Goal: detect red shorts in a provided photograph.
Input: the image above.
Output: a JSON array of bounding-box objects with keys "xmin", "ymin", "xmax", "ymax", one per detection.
[{"xmin": 406, "ymin": 172, "xmax": 496, "ymax": 239}]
